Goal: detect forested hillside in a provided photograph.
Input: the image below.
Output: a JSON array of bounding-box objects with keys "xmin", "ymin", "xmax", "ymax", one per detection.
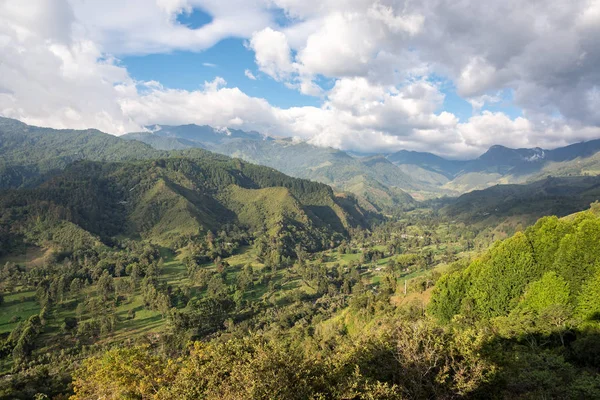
[
  {"xmin": 0, "ymin": 155, "xmax": 368, "ymax": 255},
  {"xmin": 431, "ymin": 204, "xmax": 600, "ymax": 324},
  {"xmin": 0, "ymin": 117, "xmax": 162, "ymax": 189},
  {"xmin": 125, "ymin": 122, "xmax": 600, "ymax": 203},
  {"xmin": 60, "ymin": 206, "xmax": 600, "ymax": 399},
  {"xmin": 125, "ymin": 129, "xmax": 425, "ymax": 210},
  {"xmin": 442, "ymin": 175, "xmax": 600, "ymax": 226}
]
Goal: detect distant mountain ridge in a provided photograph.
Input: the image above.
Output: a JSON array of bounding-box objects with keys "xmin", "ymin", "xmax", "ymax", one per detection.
[
  {"xmin": 388, "ymin": 140, "xmax": 600, "ymax": 193},
  {"xmin": 144, "ymin": 124, "xmax": 269, "ymax": 144},
  {"xmin": 4, "ymin": 117, "xmax": 600, "ymax": 205},
  {"xmin": 124, "ymin": 122, "xmax": 600, "ymax": 199},
  {"xmin": 124, "ymin": 127, "xmax": 424, "ymax": 211}
]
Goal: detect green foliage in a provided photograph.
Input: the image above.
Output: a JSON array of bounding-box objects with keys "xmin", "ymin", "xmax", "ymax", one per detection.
[
  {"xmin": 468, "ymin": 232, "xmax": 537, "ymax": 318},
  {"xmin": 575, "ymin": 265, "xmax": 600, "ymax": 321},
  {"xmin": 428, "ymin": 268, "xmax": 469, "ymax": 323},
  {"xmin": 553, "ymin": 214, "xmax": 600, "ymax": 292},
  {"xmin": 517, "ymin": 272, "xmax": 570, "ymax": 313},
  {"xmin": 442, "ymin": 176, "xmax": 600, "ymax": 229},
  {"xmin": 70, "ymin": 320, "xmax": 495, "ymax": 400},
  {"xmin": 430, "ymin": 206, "xmax": 600, "ymax": 325},
  {"xmin": 0, "ymin": 156, "xmax": 368, "ymax": 251},
  {"xmin": 0, "ymin": 117, "xmax": 161, "ymax": 189},
  {"xmin": 71, "ymin": 346, "xmax": 166, "ymax": 399}
]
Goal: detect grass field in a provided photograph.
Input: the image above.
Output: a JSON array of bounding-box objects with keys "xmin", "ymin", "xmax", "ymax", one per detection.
[{"xmin": 0, "ymin": 290, "xmax": 40, "ymax": 333}]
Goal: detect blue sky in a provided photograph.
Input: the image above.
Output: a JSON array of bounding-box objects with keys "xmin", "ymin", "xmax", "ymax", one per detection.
[
  {"xmin": 2, "ymin": 0, "xmax": 597, "ymax": 158},
  {"xmin": 121, "ymin": 5, "xmax": 521, "ymax": 121},
  {"xmin": 123, "ymin": 6, "xmax": 321, "ymax": 109},
  {"xmin": 122, "ymin": 39, "xmax": 322, "ymax": 109}
]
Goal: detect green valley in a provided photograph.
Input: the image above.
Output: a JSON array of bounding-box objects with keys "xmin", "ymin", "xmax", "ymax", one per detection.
[{"xmin": 0, "ymin": 119, "xmax": 599, "ymax": 399}]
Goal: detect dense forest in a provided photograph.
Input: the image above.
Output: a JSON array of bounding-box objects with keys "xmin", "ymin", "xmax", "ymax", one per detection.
[{"xmin": 0, "ymin": 119, "xmax": 599, "ymax": 399}]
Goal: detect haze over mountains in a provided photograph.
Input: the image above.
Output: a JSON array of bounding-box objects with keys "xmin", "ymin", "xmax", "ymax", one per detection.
[
  {"xmin": 124, "ymin": 122, "xmax": 600, "ymax": 207},
  {"xmin": 4, "ymin": 115, "xmax": 600, "ymax": 214}
]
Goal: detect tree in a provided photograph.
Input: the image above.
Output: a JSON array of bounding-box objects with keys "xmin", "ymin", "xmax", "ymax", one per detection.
[
  {"xmin": 575, "ymin": 264, "xmax": 600, "ymax": 321},
  {"xmin": 553, "ymin": 215, "xmax": 600, "ymax": 292},
  {"xmin": 428, "ymin": 269, "xmax": 468, "ymax": 323},
  {"xmin": 517, "ymin": 271, "xmax": 571, "ymax": 314},
  {"xmin": 70, "ymin": 277, "xmax": 83, "ymax": 298},
  {"xmin": 97, "ymin": 270, "xmax": 115, "ymax": 301},
  {"xmin": 468, "ymin": 232, "xmax": 539, "ymax": 318},
  {"xmin": 70, "ymin": 347, "xmax": 166, "ymax": 400}
]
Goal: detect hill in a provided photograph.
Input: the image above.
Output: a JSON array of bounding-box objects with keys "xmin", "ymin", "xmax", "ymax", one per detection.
[
  {"xmin": 124, "ymin": 129, "xmax": 421, "ymax": 210},
  {"xmin": 431, "ymin": 203, "xmax": 600, "ymax": 324},
  {"xmin": 393, "ymin": 141, "xmax": 600, "ymax": 193},
  {"xmin": 125, "ymin": 122, "xmax": 600, "ymax": 200},
  {"xmin": 19, "ymin": 205, "xmax": 599, "ymax": 400},
  {"xmin": 0, "ymin": 117, "xmax": 162, "ymax": 189},
  {"xmin": 442, "ymin": 175, "xmax": 600, "ymax": 224},
  {"xmin": 387, "ymin": 149, "xmax": 466, "ymax": 178},
  {"xmin": 0, "ymin": 155, "xmax": 369, "ymax": 253}
]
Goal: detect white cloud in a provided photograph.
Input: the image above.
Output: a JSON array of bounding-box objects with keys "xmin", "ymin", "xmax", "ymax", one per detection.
[
  {"xmin": 248, "ymin": 27, "xmax": 295, "ymax": 81},
  {"xmin": 468, "ymin": 93, "xmax": 502, "ymax": 114},
  {"xmin": 244, "ymin": 69, "xmax": 257, "ymax": 80},
  {"xmin": 0, "ymin": 0, "xmax": 599, "ymax": 160},
  {"xmin": 202, "ymin": 76, "xmax": 227, "ymax": 91},
  {"xmin": 297, "ymin": 11, "xmax": 387, "ymax": 78},
  {"xmin": 67, "ymin": 0, "xmax": 273, "ymax": 54},
  {"xmin": 0, "ymin": 0, "xmax": 138, "ymax": 133},
  {"xmin": 202, "ymin": 62, "xmax": 217, "ymax": 67},
  {"xmin": 118, "ymin": 76, "xmax": 600, "ymax": 159}
]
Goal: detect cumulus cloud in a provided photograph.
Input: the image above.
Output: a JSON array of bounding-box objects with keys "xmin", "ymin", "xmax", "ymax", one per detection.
[
  {"xmin": 249, "ymin": 27, "xmax": 295, "ymax": 81},
  {"xmin": 0, "ymin": 0, "xmax": 139, "ymax": 133},
  {"xmin": 0, "ymin": 0, "xmax": 599, "ymax": 159},
  {"xmin": 68, "ymin": 0, "xmax": 272, "ymax": 54},
  {"xmin": 271, "ymin": 0, "xmax": 600, "ymax": 130}
]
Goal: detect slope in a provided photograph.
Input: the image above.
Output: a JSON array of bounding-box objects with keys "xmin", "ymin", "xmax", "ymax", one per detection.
[
  {"xmin": 125, "ymin": 128, "xmax": 421, "ymax": 209},
  {"xmin": 0, "ymin": 154, "xmax": 370, "ymax": 252},
  {"xmin": 441, "ymin": 175, "xmax": 600, "ymax": 226},
  {"xmin": 0, "ymin": 117, "xmax": 162, "ymax": 188}
]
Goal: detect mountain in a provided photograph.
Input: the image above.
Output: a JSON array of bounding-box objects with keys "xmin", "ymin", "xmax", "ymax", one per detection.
[
  {"xmin": 0, "ymin": 118, "xmax": 373, "ymax": 252},
  {"xmin": 145, "ymin": 124, "xmax": 267, "ymax": 144},
  {"xmin": 6, "ymin": 116, "xmax": 600, "ymax": 210},
  {"xmin": 470, "ymin": 145, "xmax": 546, "ymax": 171},
  {"xmin": 441, "ymin": 175, "xmax": 600, "ymax": 227},
  {"xmin": 387, "ymin": 150, "xmax": 466, "ymax": 178},
  {"xmin": 0, "ymin": 154, "xmax": 370, "ymax": 253},
  {"xmin": 0, "ymin": 117, "xmax": 162, "ymax": 188},
  {"xmin": 124, "ymin": 128, "xmax": 422, "ymax": 211},
  {"xmin": 391, "ymin": 141, "xmax": 600, "ymax": 193},
  {"xmin": 121, "ymin": 132, "xmax": 203, "ymax": 151},
  {"xmin": 127, "ymin": 123, "xmax": 600, "ymax": 201}
]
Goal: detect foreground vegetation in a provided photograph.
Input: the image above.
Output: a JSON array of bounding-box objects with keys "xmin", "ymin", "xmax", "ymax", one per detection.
[{"xmin": 65, "ymin": 206, "xmax": 600, "ymax": 399}]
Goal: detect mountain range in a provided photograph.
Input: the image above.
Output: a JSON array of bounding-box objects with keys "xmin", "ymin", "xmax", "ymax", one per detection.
[
  {"xmin": 124, "ymin": 123, "xmax": 600, "ymax": 208},
  {"xmin": 0, "ymin": 117, "xmax": 371, "ymax": 253},
  {"xmin": 3, "ymin": 116, "xmax": 600, "ymax": 220}
]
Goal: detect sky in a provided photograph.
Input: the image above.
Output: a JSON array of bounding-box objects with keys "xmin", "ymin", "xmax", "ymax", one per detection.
[{"xmin": 0, "ymin": 0, "xmax": 599, "ymax": 159}]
